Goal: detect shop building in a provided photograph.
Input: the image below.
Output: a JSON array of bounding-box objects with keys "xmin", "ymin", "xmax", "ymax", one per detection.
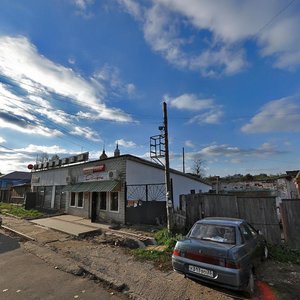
[{"xmin": 31, "ymin": 148, "xmax": 211, "ymax": 225}]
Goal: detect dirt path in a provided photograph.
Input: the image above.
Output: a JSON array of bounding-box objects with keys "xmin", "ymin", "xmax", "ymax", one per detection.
[{"xmin": 47, "ymin": 238, "xmax": 233, "ymax": 300}]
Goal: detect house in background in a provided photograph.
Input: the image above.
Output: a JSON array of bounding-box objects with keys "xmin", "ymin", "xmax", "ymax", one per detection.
[
  {"xmin": 31, "ymin": 147, "xmax": 211, "ymax": 225},
  {"xmin": 0, "ymin": 171, "xmax": 32, "ymax": 203}
]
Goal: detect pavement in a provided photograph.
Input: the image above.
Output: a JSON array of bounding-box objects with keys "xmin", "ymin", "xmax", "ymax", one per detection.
[
  {"xmin": 0, "ymin": 214, "xmax": 234, "ymax": 300},
  {"xmin": 31, "ymin": 215, "xmax": 110, "ymax": 237},
  {"xmin": 0, "ymin": 230, "xmax": 124, "ymax": 300}
]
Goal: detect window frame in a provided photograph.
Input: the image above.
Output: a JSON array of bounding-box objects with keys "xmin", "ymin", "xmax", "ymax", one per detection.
[
  {"xmin": 99, "ymin": 192, "xmax": 107, "ymax": 211},
  {"xmin": 109, "ymin": 191, "xmax": 119, "ymax": 213},
  {"xmin": 239, "ymin": 223, "xmax": 254, "ymax": 243},
  {"xmin": 77, "ymin": 192, "xmax": 84, "ymax": 208},
  {"xmin": 70, "ymin": 192, "xmax": 76, "ymax": 207},
  {"xmin": 70, "ymin": 192, "xmax": 84, "ymax": 208}
]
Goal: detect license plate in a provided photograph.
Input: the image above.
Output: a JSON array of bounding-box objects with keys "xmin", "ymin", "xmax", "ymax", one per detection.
[{"xmin": 188, "ymin": 265, "xmax": 214, "ymax": 278}]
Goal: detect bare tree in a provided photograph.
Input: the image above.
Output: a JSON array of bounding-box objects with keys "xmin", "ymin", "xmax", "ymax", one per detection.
[{"xmin": 191, "ymin": 157, "xmax": 206, "ymax": 178}]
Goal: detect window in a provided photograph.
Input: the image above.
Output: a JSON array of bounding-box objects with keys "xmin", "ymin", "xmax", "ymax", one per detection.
[
  {"xmin": 70, "ymin": 193, "xmax": 76, "ymax": 206},
  {"xmin": 239, "ymin": 224, "xmax": 254, "ymax": 242},
  {"xmin": 100, "ymin": 192, "xmax": 107, "ymax": 210},
  {"xmin": 110, "ymin": 192, "xmax": 119, "ymax": 212},
  {"xmin": 77, "ymin": 192, "xmax": 84, "ymax": 208},
  {"xmin": 189, "ymin": 224, "xmax": 236, "ymax": 245},
  {"xmin": 70, "ymin": 192, "xmax": 84, "ymax": 208}
]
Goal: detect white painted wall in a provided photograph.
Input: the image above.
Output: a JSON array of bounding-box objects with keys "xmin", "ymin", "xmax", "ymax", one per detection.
[
  {"xmin": 31, "ymin": 168, "xmax": 68, "ymax": 187},
  {"xmin": 126, "ymin": 160, "xmax": 211, "ymax": 207}
]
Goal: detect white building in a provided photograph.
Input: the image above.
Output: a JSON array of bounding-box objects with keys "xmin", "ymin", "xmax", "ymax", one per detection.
[{"xmin": 31, "ymin": 152, "xmax": 211, "ymax": 225}]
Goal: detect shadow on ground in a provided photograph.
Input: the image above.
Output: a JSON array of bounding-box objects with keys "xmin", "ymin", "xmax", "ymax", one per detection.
[{"xmin": 0, "ymin": 230, "xmax": 20, "ymax": 254}]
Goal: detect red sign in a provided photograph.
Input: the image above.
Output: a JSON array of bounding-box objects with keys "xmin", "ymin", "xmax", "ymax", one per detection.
[
  {"xmin": 93, "ymin": 165, "xmax": 106, "ymax": 172},
  {"xmin": 27, "ymin": 164, "xmax": 33, "ymax": 170},
  {"xmin": 82, "ymin": 164, "xmax": 105, "ymax": 174}
]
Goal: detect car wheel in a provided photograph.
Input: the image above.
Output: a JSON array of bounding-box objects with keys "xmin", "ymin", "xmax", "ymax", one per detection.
[{"xmin": 244, "ymin": 268, "xmax": 255, "ymax": 298}]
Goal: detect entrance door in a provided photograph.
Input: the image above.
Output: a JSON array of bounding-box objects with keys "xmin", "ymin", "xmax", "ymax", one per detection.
[{"xmin": 91, "ymin": 192, "xmax": 98, "ymax": 222}]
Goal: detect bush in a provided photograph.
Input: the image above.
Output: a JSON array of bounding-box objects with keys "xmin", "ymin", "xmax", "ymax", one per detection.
[
  {"xmin": 269, "ymin": 244, "xmax": 300, "ymax": 264},
  {"xmin": 154, "ymin": 228, "xmax": 183, "ymax": 250}
]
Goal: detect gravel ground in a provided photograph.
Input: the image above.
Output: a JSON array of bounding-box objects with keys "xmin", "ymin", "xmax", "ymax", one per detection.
[{"xmin": 3, "ymin": 214, "xmax": 300, "ymax": 300}]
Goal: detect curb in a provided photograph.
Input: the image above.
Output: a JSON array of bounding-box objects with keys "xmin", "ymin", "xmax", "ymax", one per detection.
[{"xmin": 1, "ymin": 225, "xmax": 35, "ymax": 241}]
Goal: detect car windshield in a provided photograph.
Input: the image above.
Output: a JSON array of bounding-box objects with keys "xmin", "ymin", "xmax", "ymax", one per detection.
[{"xmin": 189, "ymin": 224, "xmax": 236, "ymax": 245}]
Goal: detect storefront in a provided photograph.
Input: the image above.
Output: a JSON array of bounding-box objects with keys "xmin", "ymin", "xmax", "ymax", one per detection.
[{"xmin": 31, "ymin": 152, "xmax": 211, "ymax": 225}]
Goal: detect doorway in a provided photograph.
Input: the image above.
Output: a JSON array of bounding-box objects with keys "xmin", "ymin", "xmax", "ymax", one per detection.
[{"xmin": 91, "ymin": 192, "xmax": 98, "ymax": 222}]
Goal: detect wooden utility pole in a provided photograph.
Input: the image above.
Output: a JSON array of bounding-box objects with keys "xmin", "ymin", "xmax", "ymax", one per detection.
[
  {"xmin": 182, "ymin": 147, "xmax": 185, "ymax": 173},
  {"xmin": 163, "ymin": 102, "xmax": 173, "ymax": 232}
]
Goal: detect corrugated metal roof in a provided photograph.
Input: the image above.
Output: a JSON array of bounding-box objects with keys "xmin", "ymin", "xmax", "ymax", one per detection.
[{"xmin": 62, "ymin": 180, "xmax": 120, "ymax": 192}]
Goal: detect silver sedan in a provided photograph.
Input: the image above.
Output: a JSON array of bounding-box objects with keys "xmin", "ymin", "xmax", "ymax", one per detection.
[{"xmin": 172, "ymin": 217, "xmax": 268, "ymax": 296}]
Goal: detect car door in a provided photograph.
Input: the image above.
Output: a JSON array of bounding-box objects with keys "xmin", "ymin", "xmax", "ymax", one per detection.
[{"xmin": 239, "ymin": 223, "xmax": 260, "ymax": 268}]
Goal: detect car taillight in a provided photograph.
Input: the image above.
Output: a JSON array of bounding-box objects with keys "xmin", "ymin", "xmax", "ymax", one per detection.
[
  {"xmin": 173, "ymin": 249, "xmax": 181, "ymax": 256},
  {"xmin": 225, "ymin": 260, "xmax": 240, "ymax": 269}
]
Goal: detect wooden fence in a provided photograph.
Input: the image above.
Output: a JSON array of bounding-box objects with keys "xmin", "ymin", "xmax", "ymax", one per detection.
[
  {"xmin": 280, "ymin": 199, "xmax": 300, "ymax": 249},
  {"xmin": 175, "ymin": 193, "xmax": 281, "ymax": 244}
]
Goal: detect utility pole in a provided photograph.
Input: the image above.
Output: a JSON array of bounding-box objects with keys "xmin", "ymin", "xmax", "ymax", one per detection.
[
  {"xmin": 163, "ymin": 102, "xmax": 173, "ymax": 232},
  {"xmin": 182, "ymin": 147, "xmax": 185, "ymax": 173}
]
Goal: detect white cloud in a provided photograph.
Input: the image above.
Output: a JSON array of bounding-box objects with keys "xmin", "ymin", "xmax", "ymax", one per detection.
[
  {"xmin": 165, "ymin": 93, "xmax": 223, "ymax": 124},
  {"xmin": 15, "ymin": 144, "xmax": 69, "ymax": 154},
  {"xmin": 94, "ymin": 64, "xmax": 136, "ymax": 98},
  {"xmin": 184, "ymin": 140, "xmax": 194, "ymax": 148},
  {"xmin": 241, "ymin": 97, "xmax": 300, "ymax": 133},
  {"xmin": 0, "ymin": 144, "xmax": 77, "ymax": 173},
  {"xmin": 72, "ymin": 0, "xmax": 95, "ymax": 18},
  {"xmin": 0, "ymin": 83, "xmax": 64, "ymax": 136},
  {"xmin": 116, "ymin": 138, "xmax": 136, "ymax": 148},
  {"xmin": 0, "ymin": 136, "xmax": 6, "ymax": 143},
  {"xmin": 118, "ymin": 0, "xmax": 300, "ymax": 74},
  {"xmin": 116, "ymin": 0, "xmax": 142, "ymax": 20},
  {"xmin": 181, "ymin": 142, "xmax": 285, "ymax": 162},
  {"xmin": 73, "ymin": 0, "xmax": 94, "ymax": 10},
  {"xmin": 0, "ymin": 116, "xmax": 62, "ymax": 137},
  {"xmin": 188, "ymin": 108, "xmax": 224, "ymax": 124},
  {"xmin": 70, "ymin": 126, "xmax": 101, "ymax": 142},
  {"xmin": 166, "ymin": 93, "xmax": 214, "ymax": 111},
  {"xmin": 0, "ymin": 36, "xmax": 133, "ymax": 123}
]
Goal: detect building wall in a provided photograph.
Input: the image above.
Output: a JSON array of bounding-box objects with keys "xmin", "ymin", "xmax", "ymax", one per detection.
[
  {"xmin": 126, "ymin": 160, "xmax": 211, "ymax": 208},
  {"xmin": 67, "ymin": 157, "xmax": 127, "ymax": 223},
  {"xmin": 31, "ymin": 168, "xmax": 69, "ymax": 209}
]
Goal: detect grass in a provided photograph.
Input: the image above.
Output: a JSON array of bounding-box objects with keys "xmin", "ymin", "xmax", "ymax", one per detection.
[
  {"xmin": 129, "ymin": 228, "xmax": 184, "ymax": 271},
  {"xmin": 268, "ymin": 244, "xmax": 300, "ymax": 264},
  {"xmin": 0, "ymin": 202, "xmax": 43, "ymax": 219},
  {"xmin": 130, "ymin": 228, "xmax": 300, "ymax": 271}
]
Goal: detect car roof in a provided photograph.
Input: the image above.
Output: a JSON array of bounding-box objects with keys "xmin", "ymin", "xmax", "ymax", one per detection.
[{"xmin": 195, "ymin": 217, "xmax": 244, "ymax": 226}]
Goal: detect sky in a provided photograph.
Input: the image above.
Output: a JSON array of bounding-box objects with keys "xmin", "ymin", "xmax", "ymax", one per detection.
[{"xmin": 0, "ymin": 0, "xmax": 300, "ymax": 177}]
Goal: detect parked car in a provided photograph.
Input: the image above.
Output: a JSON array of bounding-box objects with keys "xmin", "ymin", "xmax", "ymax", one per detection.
[{"xmin": 172, "ymin": 217, "xmax": 268, "ymax": 296}]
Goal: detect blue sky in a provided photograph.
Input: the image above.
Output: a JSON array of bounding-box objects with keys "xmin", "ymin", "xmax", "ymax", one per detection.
[{"xmin": 0, "ymin": 0, "xmax": 300, "ymax": 176}]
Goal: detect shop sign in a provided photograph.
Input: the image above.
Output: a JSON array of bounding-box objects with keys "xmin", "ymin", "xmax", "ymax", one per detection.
[
  {"xmin": 82, "ymin": 164, "xmax": 105, "ymax": 174},
  {"xmin": 78, "ymin": 171, "xmax": 110, "ymax": 182}
]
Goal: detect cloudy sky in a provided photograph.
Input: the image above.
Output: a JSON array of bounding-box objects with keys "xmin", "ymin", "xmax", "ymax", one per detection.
[{"xmin": 0, "ymin": 0, "xmax": 299, "ymax": 176}]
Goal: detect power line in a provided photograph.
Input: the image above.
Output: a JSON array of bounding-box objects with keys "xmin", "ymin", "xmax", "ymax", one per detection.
[
  {"xmin": 256, "ymin": 0, "xmax": 297, "ymax": 36},
  {"xmin": 1, "ymin": 97, "xmax": 99, "ymax": 150}
]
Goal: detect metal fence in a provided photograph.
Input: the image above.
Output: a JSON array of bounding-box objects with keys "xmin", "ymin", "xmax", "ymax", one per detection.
[{"xmin": 126, "ymin": 183, "xmax": 166, "ymax": 225}]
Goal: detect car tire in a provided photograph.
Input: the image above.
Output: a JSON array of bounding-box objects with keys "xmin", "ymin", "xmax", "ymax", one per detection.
[{"xmin": 244, "ymin": 268, "xmax": 255, "ymax": 298}]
